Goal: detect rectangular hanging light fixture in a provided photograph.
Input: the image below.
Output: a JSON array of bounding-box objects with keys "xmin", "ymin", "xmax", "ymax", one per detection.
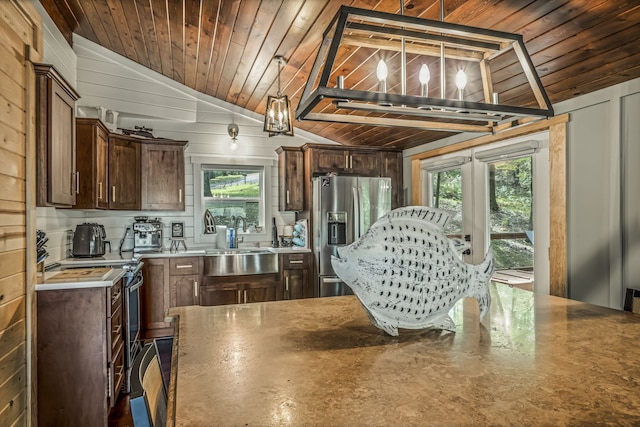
[
  {"xmin": 295, "ymin": 6, "xmax": 554, "ymax": 134},
  {"xmin": 264, "ymin": 56, "xmax": 294, "ymax": 137}
]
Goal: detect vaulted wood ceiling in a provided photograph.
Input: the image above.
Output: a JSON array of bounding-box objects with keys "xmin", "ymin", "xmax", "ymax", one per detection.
[{"xmin": 40, "ymin": 0, "xmax": 640, "ymax": 150}]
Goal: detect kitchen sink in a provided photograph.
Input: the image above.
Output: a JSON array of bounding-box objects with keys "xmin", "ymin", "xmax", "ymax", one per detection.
[{"xmin": 203, "ymin": 249, "xmax": 278, "ymax": 276}]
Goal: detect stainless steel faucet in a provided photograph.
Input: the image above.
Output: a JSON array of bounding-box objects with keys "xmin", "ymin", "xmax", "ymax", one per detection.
[{"xmin": 233, "ymin": 216, "xmax": 247, "ymax": 248}]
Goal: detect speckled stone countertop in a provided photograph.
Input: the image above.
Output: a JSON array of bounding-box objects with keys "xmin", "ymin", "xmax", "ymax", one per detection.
[{"xmin": 166, "ymin": 284, "xmax": 640, "ymax": 426}]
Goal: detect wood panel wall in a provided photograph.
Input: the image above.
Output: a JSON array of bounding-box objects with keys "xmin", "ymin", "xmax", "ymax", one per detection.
[{"xmin": 0, "ymin": 1, "xmax": 41, "ymax": 425}]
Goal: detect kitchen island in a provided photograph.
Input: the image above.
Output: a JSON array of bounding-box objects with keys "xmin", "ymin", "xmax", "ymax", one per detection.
[{"xmin": 166, "ymin": 284, "xmax": 640, "ymax": 426}]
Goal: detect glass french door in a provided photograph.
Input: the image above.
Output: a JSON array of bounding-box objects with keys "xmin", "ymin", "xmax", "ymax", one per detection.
[{"xmin": 422, "ymin": 135, "xmax": 550, "ymax": 294}]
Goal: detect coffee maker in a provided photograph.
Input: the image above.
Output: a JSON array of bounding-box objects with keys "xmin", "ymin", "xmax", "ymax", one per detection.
[{"xmin": 133, "ymin": 217, "xmax": 163, "ymax": 252}]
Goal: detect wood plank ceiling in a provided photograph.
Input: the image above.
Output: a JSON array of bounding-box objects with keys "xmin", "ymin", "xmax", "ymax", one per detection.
[{"xmin": 40, "ymin": 0, "xmax": 640, "ymax": 150}]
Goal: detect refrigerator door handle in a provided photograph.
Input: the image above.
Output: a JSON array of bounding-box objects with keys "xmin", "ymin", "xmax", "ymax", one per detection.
[{"xmin": 352, "ymin": 186, "xmax": 360, "ymax": 240}]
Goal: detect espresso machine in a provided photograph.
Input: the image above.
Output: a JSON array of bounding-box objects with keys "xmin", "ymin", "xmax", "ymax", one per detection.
[{"xmin": 133, "ymin": 217, "xmax": 163, "ymax": 252}]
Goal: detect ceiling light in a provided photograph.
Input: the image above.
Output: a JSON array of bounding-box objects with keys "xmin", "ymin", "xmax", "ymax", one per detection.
[
  {"xmin": 228, "ymin": 123, "xmax": 239, "ymax": 151},
  {"xmin": 296, "ymin": 4, "xmax": 554, "ymax": 134},
  {"xmin": 264, "ymin": 56, "xmax": 294, "ymax": 137}
]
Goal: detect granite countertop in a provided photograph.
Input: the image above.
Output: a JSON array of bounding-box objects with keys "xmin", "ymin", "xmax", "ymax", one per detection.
[{"xmin": 166, "ymin": 284, "xmax": 640, "ymax": 426}]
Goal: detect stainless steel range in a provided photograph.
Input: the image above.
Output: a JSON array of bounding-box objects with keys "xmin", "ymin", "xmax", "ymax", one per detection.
[{"xmin": 122, "ymin": 260, "xmax": 144, "ymax": 392}]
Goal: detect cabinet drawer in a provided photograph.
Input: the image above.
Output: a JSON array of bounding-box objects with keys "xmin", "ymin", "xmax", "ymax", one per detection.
[
  {"xmin": 170, "ymin": 257, "xmax": 199, "ymax": 275},
  {"xmin": 282, "ymin": 253, "xmax": 310, "ymax": 269}
]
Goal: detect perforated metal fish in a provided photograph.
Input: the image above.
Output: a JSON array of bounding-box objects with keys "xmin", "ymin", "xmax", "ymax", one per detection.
[{"xmin": 331, "ymin": 206, "xmax": 494, "ymax": 336}]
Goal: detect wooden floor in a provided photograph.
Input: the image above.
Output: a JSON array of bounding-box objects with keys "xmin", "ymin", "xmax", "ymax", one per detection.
[
  {"xmin": 109, "ymin": 393, "xmax": 134, "ymax": 427},
  {"xmin": 109, "ymin": 337, "xmax": 173, "ymax": 427}
]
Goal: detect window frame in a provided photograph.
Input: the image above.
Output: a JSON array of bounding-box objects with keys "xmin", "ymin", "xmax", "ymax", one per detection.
[{"xmin": 192, "ymin": 156, "xmax": 275, "ymax": 245}]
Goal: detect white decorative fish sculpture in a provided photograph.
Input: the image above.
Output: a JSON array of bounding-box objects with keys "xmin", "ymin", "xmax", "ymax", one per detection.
[{"xmin": 331, "ymin": 206, "xmax": 494, "ymax": 336}]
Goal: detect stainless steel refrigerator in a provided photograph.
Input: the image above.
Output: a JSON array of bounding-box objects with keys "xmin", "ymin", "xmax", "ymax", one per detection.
[{"xmin": 313, "ymin": 175, "xmax": 392, "ymax": 297}]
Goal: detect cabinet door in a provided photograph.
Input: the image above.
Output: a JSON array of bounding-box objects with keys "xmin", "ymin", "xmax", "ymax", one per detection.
[
  {"xmin": 109, "ymin": 136, "xmax": 141, "ymax": 210},
  {"xmin": 170, "ymin": 275, "xmax": 199, "ymax": 307},
  {"xmin": 278, "ymin": 148, "xmax": 304, "ymax": 211},
  {"xmin": 243, "ymin": 282, "xmax": 278, "ymax": 303},
  {"xmin": 95, "ymin": 125, "xmax": 109, "ymax": 209},
  {"xmin": 35, "ymin": 64, "xmax": 79, "ymax": 207},
  {"xmin": 140, "ymin": 258, "xmax": 170, "ymax": 331},
  {"xmin": 141, "ymin": 143, "xmax": 185, "ymax": 210},
  {"xmin": 380, "ymin": 151, "xmax": 403, "ymax": 209},
  {"xmin": 75, "ymin": 118, "xmax": 109, "ymax": 209},
  {"xmin": 283, "ymin": 269, "xmax": 308, "ymax": 300},
  {"xmin": 313, "ymin": 149, "xmax": 348, "ymax": 174},
  {"xmin": 349, "ymin": 151, "xmax": 380, "ymax": 175},
  {"xmin": 199, "ymin": 283, "xmax": 239, "ymax": 306}
]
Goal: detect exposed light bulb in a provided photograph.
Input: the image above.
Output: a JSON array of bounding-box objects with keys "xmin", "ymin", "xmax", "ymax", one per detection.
[
  {"xmin": 229, "ymin": 138, "xmax": 238, "ymax": 151},
  {"xmin": 377, "ymin": 60, "xmax": 388, "ymax": 93},
  {"xmin": 419, "ymin": 64, "xmax": 430, "ymax": 97},
  {"xmin": 455, "ymin": 69, "xmax": 467, "ymax": 101},
  {"xmin": 419, "ymin": 64, "xmax": 430, "ymax": 85},
  {"xmin": 377, "ymin": 60, "xmax": 388, "ymax": 81},
  {"xmin": 455, "ymin": 70, "xmax": 467, "ymax": 90}
]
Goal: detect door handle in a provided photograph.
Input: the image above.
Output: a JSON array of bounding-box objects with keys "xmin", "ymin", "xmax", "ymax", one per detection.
[
  {"xmin": 112, "ymin": 186, "xmax": 116, "ymax": 202},
  {"xmin": 194, "ymin": 280, "xmax": 198, "ymax": 298},
  {"xmin": 75, "ymin": 172, "xmax": 80, "ymax": 194},
  {"xmin": 98, "ymin": 181, "xmax": 102, "ymax": 200},
  {"xmin": 286, "ymin": 190, "xmax": 290, "ymax": 204},
  {"xmin": 289, "ymin": 260, "xmax": 303, "ymax": 265}
]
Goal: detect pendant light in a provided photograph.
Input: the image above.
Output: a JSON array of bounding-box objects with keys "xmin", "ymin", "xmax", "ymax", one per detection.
[
  {"xmin": 264, "ymin": 56, "xmax": 294, "ymax": 137},
  {"xmin": 296, "ymin": 1, "xmax": 553, "ymax": 134}
]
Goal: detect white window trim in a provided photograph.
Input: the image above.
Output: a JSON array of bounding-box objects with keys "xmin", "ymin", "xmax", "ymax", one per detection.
[{"xmin": 191, "ymin": 156, "xmax": 276, "ymax": 245}]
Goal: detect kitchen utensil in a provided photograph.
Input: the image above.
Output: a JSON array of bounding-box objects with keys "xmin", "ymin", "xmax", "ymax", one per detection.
[{"xmin": 72, "ymin": 223, "xmax": 107, "ymax": 257}]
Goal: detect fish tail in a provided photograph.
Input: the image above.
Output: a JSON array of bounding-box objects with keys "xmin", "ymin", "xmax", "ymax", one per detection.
[{"xmin": 471, "ymin": 246, "xmax": 495, "ymax": 320}]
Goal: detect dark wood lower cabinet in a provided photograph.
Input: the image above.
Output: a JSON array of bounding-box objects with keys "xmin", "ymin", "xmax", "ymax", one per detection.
[
  {"xmin": 199, "ymin": 274, "xmax": 279, "ymax": 306},
  {"xmin": 279, "ymin": 252, "xmax": 313, "ymax": 300},
  {"xmin": 37, "ymin": 279, "xmax": 124, "ymax": 426}
]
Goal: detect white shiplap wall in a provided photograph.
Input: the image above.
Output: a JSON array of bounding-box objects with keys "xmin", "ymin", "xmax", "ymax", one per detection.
[{"xmin": 36, "ymin": 23, "xmax": 337, "ymax": 264}]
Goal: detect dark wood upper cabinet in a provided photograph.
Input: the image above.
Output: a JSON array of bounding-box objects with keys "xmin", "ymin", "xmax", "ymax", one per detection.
[
  {"xmin": 108, "ymin": 135, "xmax": 141, "ymax": 210},
  {"xmin": 75, "ymin": 118, "xmax": 110, "ymax": 209},
  {"xmin": 276, "ymin": 146, "xmax": 304, "ymax": 211},
  {"xmin": 35, "ymin": 64, "xmax": 80, "ymax": 207},
  {"xmin": 141, "ymin": 141, "xmax": 187, "ymax": 211}
]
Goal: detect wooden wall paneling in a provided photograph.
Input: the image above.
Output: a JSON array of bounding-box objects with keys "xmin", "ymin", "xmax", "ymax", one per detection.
[
  {"xmin": 202, "ymin": 0, "xmax": 240, "ymax": 95},
  {"xmin": 549, "ymin": 122, "xmax": 567, "ymax": 297},
  {"xmin": 151, "ymin": 0, "xmax": 176, "ymax": 80},
  {"xmin": 116, "ymin": 0, "xmax": 151, "ymax": 69},
  {"xmin": 182, "ymin": 0, "xmax": 202, "ymax": 89},
  {"xmin": 224, "ymin": 0, "xmax": 282, "ymax": 105},
  {"xmin": 193, "ymin": 0, "xmax": 221, "ymax": 93},
  {"xmin": 244, "ymin": 0, "xmax": 330, "ymax": 112},
  {"xmin": 133, "ymin": 0, "xmax": 163, "ymax": 74},
  {"xmin": 213, "ymin": 0, "xmax": 261, "ymax": 98},
  {"xmin": 0, "ymin": 2, "xmax": 42, "ymax": 425},
  {"xmin": 103, "ymin": 0, "xmax": 141, "ymax": 63},
  {"xmin": 167, "ymin": 0, "xmax": 185, "ymax": 84},
  {"xmin": 0, "ymin": 388, "xmax": 25, "ymax": 427},
  {"xmin": 235, "ymin": 0, "xmax": 306, "ymax": 108}
]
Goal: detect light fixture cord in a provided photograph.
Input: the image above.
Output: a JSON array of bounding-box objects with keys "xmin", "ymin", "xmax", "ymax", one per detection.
[
  {"xmin": 440, "ymin": 0, "xmax": 445, "ymax": 98},
  {"xmin": 277, "ymin": 59, "xmax": 282, "ymax": 97}
]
